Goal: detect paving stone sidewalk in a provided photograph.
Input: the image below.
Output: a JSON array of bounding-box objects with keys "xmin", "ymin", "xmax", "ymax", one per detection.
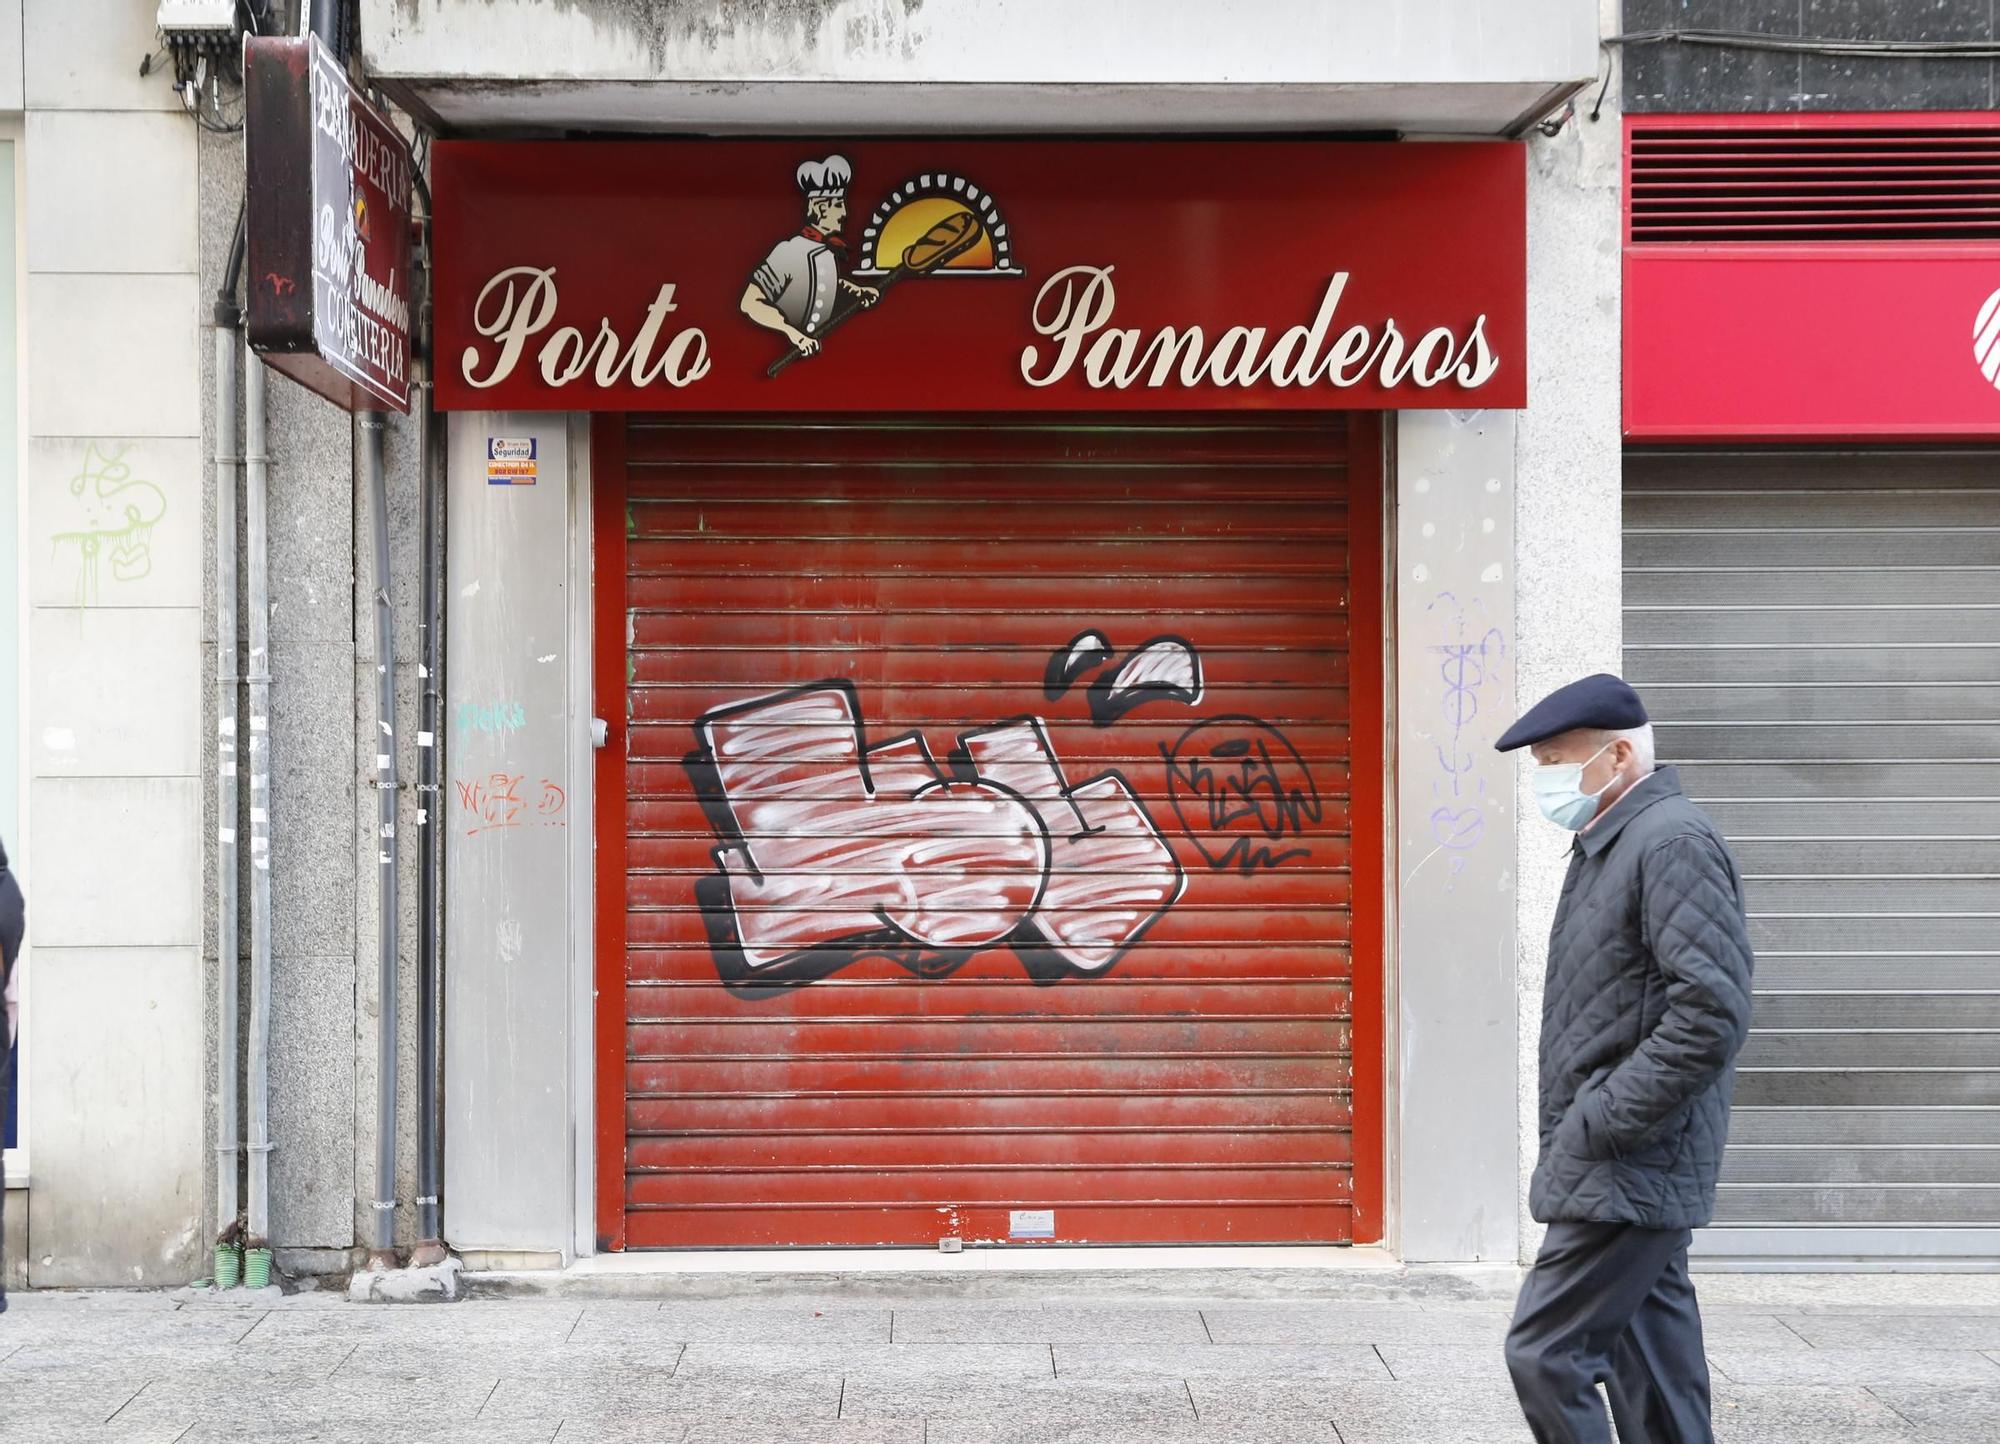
[{"xmin": 4, "ymin": 1269, "xmax": 2000, "ymax": 1443}]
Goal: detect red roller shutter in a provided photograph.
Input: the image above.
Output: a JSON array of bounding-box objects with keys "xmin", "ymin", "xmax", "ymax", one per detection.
[{"xmin": 594, "ymin": 415, "xmax": 1383, "ymax": 1248}]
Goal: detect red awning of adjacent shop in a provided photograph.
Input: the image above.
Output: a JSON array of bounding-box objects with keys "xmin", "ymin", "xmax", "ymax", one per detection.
[{"xmin": 1625, "ymin": 113, "xmax": 2000, "ymax": 441}]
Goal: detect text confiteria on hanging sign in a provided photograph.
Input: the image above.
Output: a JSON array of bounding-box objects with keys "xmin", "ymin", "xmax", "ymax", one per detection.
[{"xmin": 245, "ymin": 34, "xmax": 415, "ymax": 413}]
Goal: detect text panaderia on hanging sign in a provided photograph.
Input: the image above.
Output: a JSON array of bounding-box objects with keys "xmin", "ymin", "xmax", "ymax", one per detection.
[
  {"xmin": 245, "ymin": 34, "xmax": 415, "ymax": 413},
  {"xmin": 432, "ymin": 140, "xmax": 1526, "ymax": 413}
]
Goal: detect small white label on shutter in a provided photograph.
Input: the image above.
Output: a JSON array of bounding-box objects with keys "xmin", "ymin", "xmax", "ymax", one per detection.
[{"xmin": 1009, "ymin": 1209, "xmax": 1055, "ymax": 1239}]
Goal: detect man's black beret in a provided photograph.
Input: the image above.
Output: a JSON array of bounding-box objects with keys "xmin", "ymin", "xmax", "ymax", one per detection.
[{"xmin": 1494, "ymin": 673, "xmax": 1650, "ymax": 753}]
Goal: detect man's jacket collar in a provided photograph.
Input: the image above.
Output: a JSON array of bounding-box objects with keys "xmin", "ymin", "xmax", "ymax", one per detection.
[{"xmin": 1575, "ymin": 766, "xmax": 1684, "ymax": 858}]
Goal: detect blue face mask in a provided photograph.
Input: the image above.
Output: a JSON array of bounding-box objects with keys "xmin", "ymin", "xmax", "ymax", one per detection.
[{"xmin": 1532, "ymin": 741, "xmax": 1618, "ymax": 831}]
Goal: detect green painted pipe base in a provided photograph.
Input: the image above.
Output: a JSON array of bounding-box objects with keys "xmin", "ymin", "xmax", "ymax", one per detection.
[
  {"xmin": 244, "ymin": 1247, "xmax": 272, "ymax": 1290},
  {"xmin": 213, "ymin": 1244, "xmax": 241, "ymax": 1289}
]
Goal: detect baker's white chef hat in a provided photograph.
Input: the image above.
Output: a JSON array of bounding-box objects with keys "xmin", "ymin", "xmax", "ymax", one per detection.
[{"xmin": 796, "ymin": 155, "xmax": 852, "ymax": 201}]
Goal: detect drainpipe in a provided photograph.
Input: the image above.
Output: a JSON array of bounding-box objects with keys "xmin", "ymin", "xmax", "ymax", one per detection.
[
  {"xmin": 305, "ymin": 0, "xmax": 344, "ymax": 55},
  {"xmin": 410, "ymin": 181, "xmax": 447, "ymax": 1264},
  {"xmin": 243, "ymin": 340, "xmax": 274, "ymax": 1289},
  {"xmin": 362, "ymin": 411, "xmax": 400, "ymax": 1270},
  {"xmin": 212, "ymin": 210, "xmax": 246, "ymax": 1284}
]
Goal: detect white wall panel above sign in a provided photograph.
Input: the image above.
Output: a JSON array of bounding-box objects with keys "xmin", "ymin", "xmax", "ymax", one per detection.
[{"xmin": 361, "ymin": 0, "xmax": 1596, "ymax": 136}]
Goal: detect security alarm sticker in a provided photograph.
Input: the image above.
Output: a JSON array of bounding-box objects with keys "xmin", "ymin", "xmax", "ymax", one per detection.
[
  {"xmin": 1009, "ymin": 1209, "xmax": 1056, "ymax": 1239},
  {"xmin": 487, "ymin": 436, "xmax": 537, "ymax": 485}
]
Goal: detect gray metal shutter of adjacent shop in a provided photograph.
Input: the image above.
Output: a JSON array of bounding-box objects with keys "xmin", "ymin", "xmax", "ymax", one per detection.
[{"xmin": 1624, "ymin": 451, "xmax": 2000, "ymax": 1260}]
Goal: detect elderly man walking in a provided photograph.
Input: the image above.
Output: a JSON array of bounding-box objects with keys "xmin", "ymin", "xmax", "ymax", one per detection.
[{"xmin": 1496, "ymin": 674, "xmax": 1755, "ymax": 1444}]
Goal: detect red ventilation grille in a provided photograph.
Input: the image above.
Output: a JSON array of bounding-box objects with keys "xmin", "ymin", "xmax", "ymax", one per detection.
[{"xmin": 1629, "ymin": 118, "xmax": 2000, "ymax": 243}]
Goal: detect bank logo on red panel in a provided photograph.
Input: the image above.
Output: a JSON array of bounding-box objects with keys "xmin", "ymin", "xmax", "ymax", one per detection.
[{"xmin": 1976, "ymin": 287, "xmax": 2000, "ymax": 388}]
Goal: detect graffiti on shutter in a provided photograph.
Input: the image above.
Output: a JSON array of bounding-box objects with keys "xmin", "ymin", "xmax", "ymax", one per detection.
[
  {"xmin": 1162, "ymin": 716, "xmax": 1322, "ymax": 876},
  {"xmin": 688, "ymin": 625, "xmax": 1323, "ymax": 989},
  {"xmin": 688, "ymin": 678, "xmax": 1185, "ymax": 988}
]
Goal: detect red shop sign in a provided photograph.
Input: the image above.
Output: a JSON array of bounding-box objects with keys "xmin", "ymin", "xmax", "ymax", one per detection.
[
  {"xmin": 1627, "ymin": 246, "xmax": 2000, "ymax": 440},
  {"xmin": 431, "ymin": 140, "xmax": 1526, "ymax": 412}
]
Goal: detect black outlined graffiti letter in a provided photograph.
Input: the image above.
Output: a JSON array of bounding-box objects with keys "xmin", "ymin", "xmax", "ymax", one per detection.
[
  {"xmin": 689, "ymin": 681, "xmax": 1184, "ymax": 988},
  {"xmin": 1044, "ymin": 631, "xmax": 1205, "ymax": 726},
  {"xmin": 1162, "ymin": 715, "xmax": 1322, "ymax": 875},
  {"xmin": 958, "ymin": 718, "xmax": 1185, "ymax": 975},
  {"xmin": 1044, "ymin": 630, "xmax": 1115, "ymax": 701},
  {"xmin": 693, "ymin": 682, "xmax": 1048, "ymax": 980}
]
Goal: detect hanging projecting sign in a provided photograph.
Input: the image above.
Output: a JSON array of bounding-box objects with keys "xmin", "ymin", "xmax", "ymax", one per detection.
[
  {"xmin": 244, "ymin": 34, "xmax": 414, "ymax": 413},
  {"xmin": 431, "ymin": 140, "xmax": 1525, "ymax": 412}
]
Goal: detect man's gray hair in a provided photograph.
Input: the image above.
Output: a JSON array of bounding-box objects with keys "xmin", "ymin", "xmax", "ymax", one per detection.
[{"xmin": 1590, "ymin": 723, "xmax": 1656, "ymax": 773}]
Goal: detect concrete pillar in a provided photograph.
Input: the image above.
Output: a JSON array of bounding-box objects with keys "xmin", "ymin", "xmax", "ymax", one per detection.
[
  {"xmin": 1511, "ymin": 0, "xmax": 1625, "ymax": 1263},
  {"xmin": 1394, "ymin": 411, "xmax": 1521, "ymax": 1264},
  {"xmin": 443, "ymin": 412, "xmax": 581, "ymax": 1260}
]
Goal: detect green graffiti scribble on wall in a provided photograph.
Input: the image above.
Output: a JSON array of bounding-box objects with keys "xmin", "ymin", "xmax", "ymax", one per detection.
[{"xmin": 50, "ymin": 443, "xmax": 167, "ymax": 605}]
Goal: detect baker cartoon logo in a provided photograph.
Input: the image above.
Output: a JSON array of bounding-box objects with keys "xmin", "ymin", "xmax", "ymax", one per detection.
[{"xmin": 740, "ymin": 154, "xmax": 1021, "ymax": 377}]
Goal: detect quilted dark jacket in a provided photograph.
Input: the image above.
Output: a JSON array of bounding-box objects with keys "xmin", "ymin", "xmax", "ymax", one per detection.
[{"xmin": 1531, "ymin": 767, "xmax": 1755, "ymax": 1229}]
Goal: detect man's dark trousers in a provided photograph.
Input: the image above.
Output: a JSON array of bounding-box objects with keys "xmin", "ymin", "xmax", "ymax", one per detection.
[
  {"xmin": 0, "ymin": 1056, "xmax": 8, "ymax": 1308},
  {"xmin": 1506, "ymin": 1221, "xmax": 1713, "ymax": 1444}
]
